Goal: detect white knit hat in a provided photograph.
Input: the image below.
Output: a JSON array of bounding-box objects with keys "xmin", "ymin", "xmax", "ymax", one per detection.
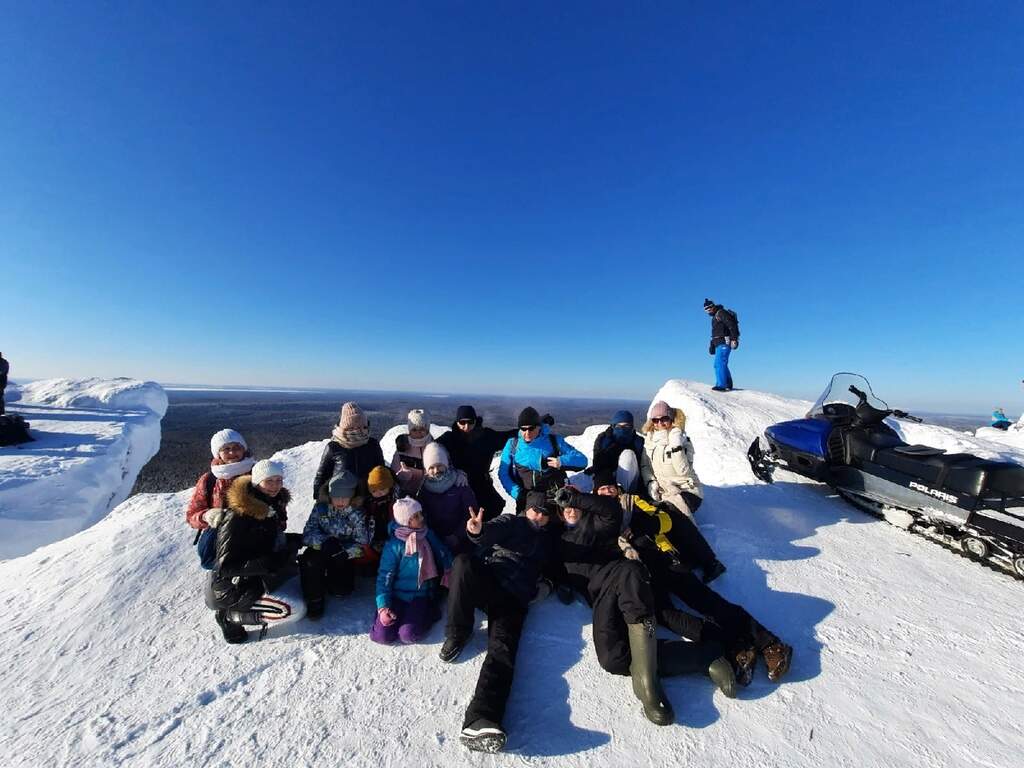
[
  {"xmin": 422, "ymin": 442, "xmax": 450, "ymax": 470},
  {"xmin": 407, "ymin": 408, "xmax": 428, "ymax": 429},
  {"xmin": 392, "ymin": 497, "xmax": 423, "ymax": 527},
  {"xmin": 251, "ymin": 459, "xmax": 285, "ymax": 487},
  {"xmin": 210, "ymin": 428, "xmax": 247, "ymax": 458}
]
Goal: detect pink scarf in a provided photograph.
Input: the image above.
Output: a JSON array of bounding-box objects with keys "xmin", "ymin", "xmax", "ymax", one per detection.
[{"xmin": 394, "ymin": 527, "xmax": 439, "ymax": 587}]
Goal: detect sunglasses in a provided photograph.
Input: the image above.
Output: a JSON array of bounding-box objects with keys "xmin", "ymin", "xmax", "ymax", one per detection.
[
  {"xmin": 520, "ymin": 425, "xmax": 539, "ymax": 432},
  {"xmin": 457, "ymin": 419, "xmax": 475, "ymax": 426},
  {"xmin": 652, "ymin": 416, "xmax": 673, "ymax": 425}
]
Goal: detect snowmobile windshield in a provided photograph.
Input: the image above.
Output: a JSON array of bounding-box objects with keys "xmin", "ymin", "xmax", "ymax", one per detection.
[{"xmin": 808, "ymin": 373, "xmax": 889, "ymax": 417}]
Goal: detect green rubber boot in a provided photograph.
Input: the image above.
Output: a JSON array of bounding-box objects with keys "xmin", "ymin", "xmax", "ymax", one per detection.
[{"xmin": 627, "ymin": 620, "xmax": 674, "ymax": 726}]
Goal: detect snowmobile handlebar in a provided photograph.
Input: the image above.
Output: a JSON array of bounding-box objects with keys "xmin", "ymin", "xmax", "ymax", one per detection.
[
  {"xmin": 848, "ymin": 384, "xmax": 922, "ymax": 423},
  {"xmin": 892, "ymin": 409, "xmax": 923, "ymax": 423}
]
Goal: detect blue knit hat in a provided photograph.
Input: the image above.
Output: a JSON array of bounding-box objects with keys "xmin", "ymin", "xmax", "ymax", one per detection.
[{"xmin": 611, "ymin": 410, "xmax": 634, "ymax": 426}]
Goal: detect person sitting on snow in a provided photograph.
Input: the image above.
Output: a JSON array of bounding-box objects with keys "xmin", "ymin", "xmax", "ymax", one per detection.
[
  {"xmin": 589, "ymin": 409, "xmax": 653, "ymax": 496},
  {"xmin": 439, "ymin": 492, "xmax": 558, "ymax": 753},
  {"xmin": 206, "ymin": 460, "xmax": 297, "ymax": 644},
  {"xmin": 391, "ymin": 408, "xmax": 433, "ymax": 495},
  {"xmin": 499, "ymin": 407, "xmax": 587, "ymax": 512},
  {"xmin": 417, "ymin": 443, "xmax": 478, "ymax": 556},
  {"xmin": 641, "ymin": 401, "xmax": 704, "ymax": 521},
  {"xmin": 551, "ymin": 484, "xmax": 737, "ymax": 727},
  {"xmin": 991, "ymin": 408, "xmax": 1012, "ymax": 430},
  {"xmin": 300, "ymin": 469, "xmax": 374, "ymax": 619},
  {"xmin": 371, "ymin": 497, "xmax": 453, "ymax": 645},
  {"xmin": 312, "ymin": 401, "xmax": 385, "ymax": 501}
]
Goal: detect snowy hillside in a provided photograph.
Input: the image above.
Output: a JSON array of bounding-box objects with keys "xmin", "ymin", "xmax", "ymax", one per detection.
[
  {"xmin": 2, "ymin": 380, "xmax": 1023, "ymax": 767},
  {"xmin": 0, "ymin": 378, "xmax": 167, "ymax": 559}
]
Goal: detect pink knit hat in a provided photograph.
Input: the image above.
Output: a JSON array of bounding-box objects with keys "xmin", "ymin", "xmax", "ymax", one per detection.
[
  {"xmin": 392, "ymin": 497, "xmax": 423, "ymax": 527},
  {"xmin": 648, "ymin": 400, "xmax": 673, "ymax": 420},
  {"xmin": 339, "ymin": 402, "xmax": 368, "ymax": 430}
]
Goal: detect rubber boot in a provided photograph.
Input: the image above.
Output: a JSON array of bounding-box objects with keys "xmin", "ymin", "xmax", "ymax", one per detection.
[
  {"xmin": 657, "ymin": 639, "xmax": 737, "ymax": 698},
  {"xmin": 215, "ymin": 610, "xmax": 247, "ymax": 644},
  {"xmin": 627, "ymin": 619, "xmax": 674, "ymax": 726}
]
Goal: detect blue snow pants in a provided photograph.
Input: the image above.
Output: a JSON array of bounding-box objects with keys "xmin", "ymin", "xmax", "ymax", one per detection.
[{"xmin": 714, "ymin": 344, "xmax": 733, "ymax": 389}]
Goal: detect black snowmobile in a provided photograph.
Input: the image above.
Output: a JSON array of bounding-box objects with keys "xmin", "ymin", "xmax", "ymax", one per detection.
[{"xmin": 747, "ymin": 373, "xmax": 1024, "ymax": 579}]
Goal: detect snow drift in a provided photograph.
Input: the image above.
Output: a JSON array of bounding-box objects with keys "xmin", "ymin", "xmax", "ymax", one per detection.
[
  {"xmin": 0, "ymin": 377, "xmax": 167, "ymax": 559},
  {"xmin": 1, "ymin": 380, "xmax": 1022, "ymax": 768}
]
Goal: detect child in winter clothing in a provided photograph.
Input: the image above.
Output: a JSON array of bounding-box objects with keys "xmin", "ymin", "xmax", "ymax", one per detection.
[
  {"xmin": 371, "ymin": 497, "xmax": 453, "ymax": 645},
  {"xmin": 418, "ymin": 443, "xmax": 478, "ymax": 556},
  {"xmin": 207, "ymin": 459, "xmax": 295, "ymax": 644},
  {"xmin": 300, "ymin": 469, "xmax": 372, "ymax": 619},
  {"xmin": 312, "ymin": 401, "xmax": 385, "ymax": 501},
  {"xmin": 641, "ymin": 401, "xmax": 704, "ymax": 520},
  {"xmin": 366, "ymin": 465, "xmax": 398, "ymax": 551},
  {"xmin": 391, "ymin": 408, "xmax": 433, "ymax": 495}
]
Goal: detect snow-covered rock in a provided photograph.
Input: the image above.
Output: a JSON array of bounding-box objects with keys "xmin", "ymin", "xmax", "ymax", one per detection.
[
  {"xmin": 0, "ymin": 377, "xmax": 167, "ymax": 560},
  {"xmin": 1, "ymin": 380, "xmax": 1022, "ymax": 768}
]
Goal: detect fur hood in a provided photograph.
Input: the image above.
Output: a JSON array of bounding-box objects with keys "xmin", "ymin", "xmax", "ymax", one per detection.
[
  {"xmin": 227, "ymin": 475, "xmax": 291, "ymax": 519},
  {"xmin": 641, "ymin": 407, "xmax": 687, "ymax": 435}
]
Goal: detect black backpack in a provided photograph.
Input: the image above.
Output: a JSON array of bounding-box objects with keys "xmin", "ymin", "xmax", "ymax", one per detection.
[
  {"xmin": 722, "ymin": 308, "xmax": 740, "ymax": 336},
  {"xmin": 0, "ymin": 414, "xmax": 32, "ymax": 446}
]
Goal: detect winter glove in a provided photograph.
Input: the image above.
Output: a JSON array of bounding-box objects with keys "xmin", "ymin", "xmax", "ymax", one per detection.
[
  {"xmin": 541, "ymin": 413, "xmax": 555, "ymax": 426},
  {"xmin": 709, "ymin": 341, "xmax": 716, "ymax": 355},
  {"xmin": 345, "ymin": 544, "xmax": 364, "ymax": 560},
  {"xmin": 202, "ymin": 508, "xmax": 225, "ymax": 528},
  {"xmin": 618, "ymin": 535, "xmax": 640, "ymax": 561},
  {"xmin": 647, "ymin": 481, "xmax": 663, "ymax": 501},
  {"xmin": 730, "ymin": 339, "xmax": 739, "ymax": 350},
  {"xmin": 552, "ymin": 486, "xmax": 576, "ymax": 509},
  {"xmin": 454, "ymin": 469, "xmax": 469, "ymax": 487},
  {"xmin": 378, "ymin": 607, "xmax": 397, "ymax": 626}
]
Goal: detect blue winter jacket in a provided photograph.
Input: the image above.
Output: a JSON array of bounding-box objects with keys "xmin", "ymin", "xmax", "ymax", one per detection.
[
  {"xmin": 375, "ymin": 523, "xmax": 454, "ymax": 609},
  {"xmin": 992, "ymin": 410, "xmax": 1010, "ymax": 426},
  {"xmin": 498, "ymin": 425, "xmax": 587, "ymax": 499}
]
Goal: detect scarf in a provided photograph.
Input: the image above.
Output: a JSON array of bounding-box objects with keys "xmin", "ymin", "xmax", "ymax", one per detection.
[
  {"xmin": 210, "ymin": 456, "xmax": 256, "ymax": 480},
  {"xmin": 406, "ymin": 433, "xmax": 432, "ymax": 449},
  {"xmin": 394, "ymin": 526, "xmax": 439, "ymax": 587},
  {"xmin": 332, "ymin": 425, "xmax": 370, "ymax": 449},
  {"xmin": 649, "ymin": 429, "xmax": 670, "ymax": 446},
  {"xmin": 422, "ymin": 468, "xmax": 457, "ymax": 495}
]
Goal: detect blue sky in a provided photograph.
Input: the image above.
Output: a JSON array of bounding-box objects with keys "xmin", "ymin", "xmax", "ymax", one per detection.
[{"xmin": 2, "ymin": 2, "xmax": 1022, "ymax": 414}]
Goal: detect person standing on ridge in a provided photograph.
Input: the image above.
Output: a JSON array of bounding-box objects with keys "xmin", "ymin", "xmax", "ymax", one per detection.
[
  {"xmin": 0, "ymin": 352, "xmax": 9, "ymax": 415},
  {"xmin": 704, "ymin": 298, "xmax": 739, "ymax": 392}
]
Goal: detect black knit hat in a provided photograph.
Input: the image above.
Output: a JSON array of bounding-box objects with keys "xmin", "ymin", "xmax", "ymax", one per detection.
[
  {"xmin": 524, "ymin": 490, "xmax": 555, "ymax": 516},
  {"xmin": 456, "ymin": 405, "xmax": 477, "ymax": 422},
  {"xmin": 703, "ymin": 298, "xmax": 716, "ymax": 311},
  {"xmin": 517, "ymin": 406, "xmax": 541, "ymax": 428},
  {"xmin": 591, "ymin": 469, "xmax": 618, "ymax": 491}
]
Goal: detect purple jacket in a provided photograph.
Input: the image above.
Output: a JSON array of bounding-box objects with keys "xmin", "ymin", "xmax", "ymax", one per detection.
[{"xmin": 417, "ymin": 483, "xmax": 478, "ymax": 553}]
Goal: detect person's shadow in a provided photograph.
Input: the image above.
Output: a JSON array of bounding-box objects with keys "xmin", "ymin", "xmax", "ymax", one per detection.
[{"xmin": 500, "ymin": 599, "xmax": 610, "ymax": 757}]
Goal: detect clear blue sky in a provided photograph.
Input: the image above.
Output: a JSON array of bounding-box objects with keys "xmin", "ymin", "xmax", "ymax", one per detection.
[{"xmin": 2, "ymin": 2, "xmax": 1022, "ymax": 414}]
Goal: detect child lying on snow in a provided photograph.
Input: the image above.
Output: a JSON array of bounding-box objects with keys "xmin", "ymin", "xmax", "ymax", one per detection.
[{"xmin": 371, "ymin": 497, "xmax": 453, "ymax": 645}]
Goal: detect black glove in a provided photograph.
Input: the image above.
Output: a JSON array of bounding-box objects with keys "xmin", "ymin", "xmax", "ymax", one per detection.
[
  {"xmin": 552, "ymin": 486, "xmax": 576, "ymax": 509},
  {"xmin": 541, "ymin": 413, "xmax": 555, "ymax": 426}
]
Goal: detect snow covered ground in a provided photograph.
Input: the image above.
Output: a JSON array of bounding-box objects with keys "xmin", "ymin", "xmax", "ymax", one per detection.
[
  {"xmin": 0, "ymin": 378, "xmax": 167, "ymax": 559},
  {"xmin": 2, "ymin": 379, "xmax": 1023, "ymax": 767}
]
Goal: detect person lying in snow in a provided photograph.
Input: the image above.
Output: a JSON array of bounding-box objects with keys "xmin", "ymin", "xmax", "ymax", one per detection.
[
  {"xmin": 300, "ymin": 469, "xmax": 374, "ymax": 619},
  {"xmin": 206, "ymin": 460, "xmax": 297, "ymax": 644},
  {"xmin": 551, "ymin": 485, "xmax": 737, "ymax": 727},
  {"xmin": 371, "ymin": 497, "xmax": 453, "ymax": 645}
]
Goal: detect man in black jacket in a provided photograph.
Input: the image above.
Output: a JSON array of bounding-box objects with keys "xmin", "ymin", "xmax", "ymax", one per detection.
[
  {"xmin": 436, "ymin": 405, "xmax": 517, "ymax": 519},
  {"xmin": 704, "ymin": 298, "xmax": 739, "ymax": 392},
  {"xmin": 552, "ymin": 486, "xmax": 735, "ymax": 727},
  {"xmin": 0, "ymin": 352, "xmax": 8, "ymax": 415},
  {"xmin": 440, "ymin": 491, "xmax": 557, "ymax": 753}
]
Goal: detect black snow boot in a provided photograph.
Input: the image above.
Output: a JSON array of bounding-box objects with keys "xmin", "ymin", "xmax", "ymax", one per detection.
[
  {"xmin": 306, "ymin": 597, "xmax": 325, "ymax": 621},
  {"xmin": 215, "ymin": 610, "xmax": 247, "ymax": 644},
  {"xmin": 439, "ymin": 632, "xmax": 469, "ymax": 663},
  {"xmin": 460, "ymin": 719, "xmax": 507, "ymax": 753},
  {"xmin": 627, "ymin": 620, "xmax": 674, "ymax": 726}
]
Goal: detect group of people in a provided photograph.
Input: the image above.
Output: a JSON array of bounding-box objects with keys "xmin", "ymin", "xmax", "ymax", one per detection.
[{"xmin": 185, "ymin": 399, "xmax": 793, "ymax": 753}]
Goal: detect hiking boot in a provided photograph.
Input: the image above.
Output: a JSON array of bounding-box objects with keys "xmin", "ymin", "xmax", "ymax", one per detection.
[
  {"xmin": 733, "ymin": 647, "xmax": 757, "ymax": 687},
  {"xmin": 762, "ymin": 641, "xmax": 793, "ymax": 682},
  {"xmin": 707, "ymin": 656, "xmax": 737, "ymax": 698},
  {"xmin": 215, "ymin": 610, "xmax": 247, "ymax": 644},
  {"xmin": 306, "ymin": 598, "xmax": 325, "ymax": 621},
  {"xmin": 439, "ymin": 633, "xmax": 469, "ymax": 663},
  {"xmin": 711, "ymin": 386, "xmax": 729, "ymax": 392},
  {"xmin": 460, "ymin": 719, "xmax": 507, "ymax": 753},
  {"xmin": 702, "ymin": 560, "xmax": 727, "ymax": 584},
  {"xmin": 627, "ymin": 620, "xmax": 674, "ymax": 726}
]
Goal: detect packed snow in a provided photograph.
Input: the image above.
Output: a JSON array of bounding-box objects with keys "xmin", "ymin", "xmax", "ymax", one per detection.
[
  {"xmin": 0, "ymin": 378, "xmax": 167, "ymax": 560},
  {"xmin": 1, "ymin": 379, "xmax": 1022, "ymax": 768}
]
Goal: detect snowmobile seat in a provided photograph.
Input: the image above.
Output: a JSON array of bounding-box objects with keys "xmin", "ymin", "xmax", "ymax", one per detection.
[
  {"xmin": 890, "ymin": 445, "xmax": 945, "ymax": 457},
  {"xmin": 871, "ymin": 449, "xmax": 976, "ymax": 487},
  {"xmin": 845, "ymin": 430, "xmax": 904, "ymax": 464},
  {"xmin": 981, "ymin": 462, "xmax": 1024, "ymax": 500}
]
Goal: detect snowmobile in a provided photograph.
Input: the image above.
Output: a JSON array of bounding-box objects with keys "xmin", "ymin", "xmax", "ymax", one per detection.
[{"xmin": 747, "ymin": 373, "xmax": 1024, "ymax": 579}]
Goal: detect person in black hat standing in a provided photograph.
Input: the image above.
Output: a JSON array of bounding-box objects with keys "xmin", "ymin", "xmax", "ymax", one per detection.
[
  {"xmin": 704, "ymin": 299, "xmax": 739, "ymax": 392},
  {"xmin": 0, "ymin": 352, "xmax": 8, "ymax": 416},
  {"xmin": 436, "ymin": 405, "xmax": 518, "ymax": 519}
]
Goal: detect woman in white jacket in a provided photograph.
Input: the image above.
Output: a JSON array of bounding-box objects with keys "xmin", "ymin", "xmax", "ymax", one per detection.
[{"xmin": 641, "ymin": 400, "xmax": 703, "ymax": 520}]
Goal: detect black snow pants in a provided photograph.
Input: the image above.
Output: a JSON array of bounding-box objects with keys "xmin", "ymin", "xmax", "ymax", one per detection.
[
  {"xmin": 664, "ymin": 510, "xmax": 717, "ymax": 571},
  {"xmin": 446, "ymin": 554, "xmax": 529, "ymax": 728},
  {"xmin": 299, "ymin": 546, "xmax": 354, "ymax": 601}
]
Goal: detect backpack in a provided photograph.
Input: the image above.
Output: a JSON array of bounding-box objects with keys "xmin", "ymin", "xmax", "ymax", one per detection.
[
  {"xmin": 508, "ymin": 433, "xmax": 564, "ymax": 492},
  {"xmin": 722, "ymin": 308, "xmax": 740, "ymax": 337},
  {"xmin": 194, "ymin": 473, "xmax": 219, "ymax": 570},
  {"xmin": 0, "ymin": 414, "xmax": 33, "ymax": 446}
]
